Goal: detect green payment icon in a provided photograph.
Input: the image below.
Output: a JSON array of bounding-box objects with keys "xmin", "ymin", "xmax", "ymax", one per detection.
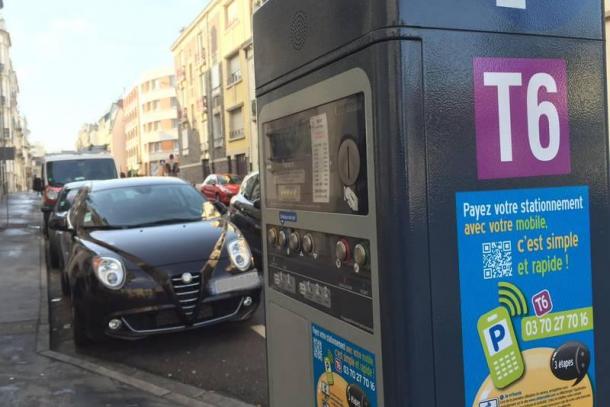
[{"xmin": 477, "ymin": 307, "xmax": 525, "ymax": 389}]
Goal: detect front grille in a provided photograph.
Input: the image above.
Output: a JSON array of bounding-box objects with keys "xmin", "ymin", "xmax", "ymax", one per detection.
[
  {"xmin": 171, "ymin": 273, "xmax": 202, "ymax": 317},
  {"xmin": 196, "ymin": 297, "xmax": 243, "ymax": 322},
  {"xmin": 124, "ymin": 310, "xmax": 181, "ymax": 331}
]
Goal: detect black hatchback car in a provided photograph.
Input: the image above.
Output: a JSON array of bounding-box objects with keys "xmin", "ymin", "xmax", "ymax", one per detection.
[{"xmin": 50, "ymin": 177, "xmax": 261, "ymax": 346}]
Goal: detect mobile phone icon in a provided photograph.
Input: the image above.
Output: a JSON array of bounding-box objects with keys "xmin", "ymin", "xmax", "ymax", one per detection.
[
  {"xmin": 324, "ymin": 354, "xmax": 334, "ymax": 385},
  {"xmin": 477, "ymin": 307, "xmax": 525, "ymax": 389}
]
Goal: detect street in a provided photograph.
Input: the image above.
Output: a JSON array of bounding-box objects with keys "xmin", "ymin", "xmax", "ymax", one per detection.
[{"xmin": 46, "ymin": 229, "xmax": 269, "ymax": 406}]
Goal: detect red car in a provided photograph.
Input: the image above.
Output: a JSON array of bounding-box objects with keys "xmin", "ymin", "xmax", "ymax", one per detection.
[{"xmin": 200, "ymin": 174, "xmax": 242, "ymax": 205}]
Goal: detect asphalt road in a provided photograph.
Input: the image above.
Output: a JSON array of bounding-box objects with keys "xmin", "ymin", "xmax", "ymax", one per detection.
[{"xmin": 47, "ymin": 253, "xmax": 269, "ymax": 406}]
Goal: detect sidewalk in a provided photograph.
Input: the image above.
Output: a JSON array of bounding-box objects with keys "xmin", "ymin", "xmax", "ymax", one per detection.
[{"xmin": 0, "ymin": 193, "xmax": 176, "ymax": 406}]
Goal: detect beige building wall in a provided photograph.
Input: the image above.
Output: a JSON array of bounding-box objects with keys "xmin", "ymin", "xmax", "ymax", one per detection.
[
  {"xmin": 172, "ymin": 0, "xmax": 261, "ymax": 181},
  {"xmin": 123, "ymin": 68, "xmax": 179, "ymax": 176},
  {"xmin": 110, "ymin": 102, "xmax": 127, "ymax": 175},
  {"xmin": 124, "ymin": 86, "xmax": 141, "ymax": 175}
]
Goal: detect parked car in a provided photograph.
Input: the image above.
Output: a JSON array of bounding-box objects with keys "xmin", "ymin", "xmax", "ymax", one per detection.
[
  {"xmin": 200, "ymin": 174, "xmax": 242, "ymax": 205},
  {"xmin": 33, "ymin": 152, "xmax": 119, "ymax": 236},
  {"xmin": 48, "ymin": 177, "xmax": 261, "ymax": 346},
  {"xmin": 229, "ymin": 172, "xmax": 262, "ymax": 270},
  {"xmin": 47, "ymin": 181, "xmax": 89, "ymax": 270}
]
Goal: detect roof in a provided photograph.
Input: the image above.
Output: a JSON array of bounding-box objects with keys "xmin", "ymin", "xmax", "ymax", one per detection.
[
  {"xmin": 45, "ymin": 153, "xmax": 114, "ymax": 162},
  {"xmin": 90, "ymin": 176, "xmax": 188, "ymax": 192},
  {"xmin": 62, "ymin": 180, "xmax": 93, "ymax": 191}
]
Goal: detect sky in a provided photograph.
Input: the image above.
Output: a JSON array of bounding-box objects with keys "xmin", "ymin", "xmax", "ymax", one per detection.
[{"xmin": 2, "ymin": 0, "xmax": 208, "ymax": 152}]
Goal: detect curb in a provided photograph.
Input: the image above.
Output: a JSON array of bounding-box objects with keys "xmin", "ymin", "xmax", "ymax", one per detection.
[{"xmin": 36, "ymin": 237, "xmax": 255, "ymax": 407}]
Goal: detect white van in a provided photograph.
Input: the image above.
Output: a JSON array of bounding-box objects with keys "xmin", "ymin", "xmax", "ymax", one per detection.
[{"xmin": 34, "ymin": 152, "xmax": 119, "ymax": 234}]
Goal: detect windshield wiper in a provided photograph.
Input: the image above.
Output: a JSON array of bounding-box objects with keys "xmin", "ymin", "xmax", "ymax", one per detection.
[{"xmin": 128, "ymin": 218, "xmax": 202, "ymax": 228}]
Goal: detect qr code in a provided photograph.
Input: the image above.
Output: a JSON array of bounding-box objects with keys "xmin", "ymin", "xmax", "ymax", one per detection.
[
  {"xmin": 313, "ymin": 338, "xmax": 323, "ymax": 362},
  {"xmin": 482, "ymin": 241, "xmax": 512, "ymax": 280}
]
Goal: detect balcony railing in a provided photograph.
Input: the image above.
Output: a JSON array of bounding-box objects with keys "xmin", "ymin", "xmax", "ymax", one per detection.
[
  {"xmin": 227, "ymin": 72, "xmax": 242, "ymax": 86},
  {"xmin": 229, "ymin": 128, "xmax": 244, "ymax": 140}
]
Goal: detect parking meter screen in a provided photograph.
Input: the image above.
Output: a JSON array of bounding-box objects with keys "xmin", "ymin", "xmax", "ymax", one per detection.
[{"xmin": 263, "ymin": 93, "xmax": 368, "ymax": 215}]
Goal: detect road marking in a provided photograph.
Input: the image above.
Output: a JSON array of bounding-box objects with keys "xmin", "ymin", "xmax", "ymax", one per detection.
[
  {"xmin": 497, "ymin": 0, "xmax": 526, "ymax": 9},
  {"xmin": 250, "ymin": 324, "xmax": 266, "ymax": 338}
]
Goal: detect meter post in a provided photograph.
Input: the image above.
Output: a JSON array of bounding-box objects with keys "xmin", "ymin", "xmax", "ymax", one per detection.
[{"xmin": 254, "ymin": 1, "xmax": 609, "ymax": 406}]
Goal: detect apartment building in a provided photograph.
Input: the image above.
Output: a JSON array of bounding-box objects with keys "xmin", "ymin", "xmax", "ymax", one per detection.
[
  {"xmin": 0, "ymin": 18, "xmax": 31, "ymax": 193},
  {"xmin": 110, "ymin": 100, "xmax": 127, "ymax": 175},
  {"xmin": 124, "ymin": 68, "xmax": 179, "ymax": 176},
  {"xmin": 171, "ymin": 0, "xmax": 262, "ymax": 184},
  {"xmin": 75, "ymin": 123, "xmax": 98, "ymax": 151}
]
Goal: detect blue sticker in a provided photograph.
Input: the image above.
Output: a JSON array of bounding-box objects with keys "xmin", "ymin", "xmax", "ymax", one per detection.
[
  {"xmin": 456, "ymin": 186, "xmax": 596, "ymax": 406},
  {"xmin": 279, "ymin": 211, "xmax": 297, "ymax": 224},
  {"xmin": 312, "ymin": 324, "xmax": 377, "ymax": 407}
]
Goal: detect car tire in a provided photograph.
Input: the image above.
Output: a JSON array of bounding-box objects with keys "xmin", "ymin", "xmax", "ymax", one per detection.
[
  {"xmin": 42, "ymin": 212, "xmax": 50, "ymax": 238},
  {"xmin": 60, "ymin": 273, "xmax": 69, "ymax": 297},
  {"xmin": 48, "ymin": 242, "xmax": 60, "ymax": 269},
  {"xmin": 72, "ymin": 298, "xmax": 104, "ymax": 347},
  {"xmin": 72, "ymin": 301, "xmax": 92, "ymax": 348}
]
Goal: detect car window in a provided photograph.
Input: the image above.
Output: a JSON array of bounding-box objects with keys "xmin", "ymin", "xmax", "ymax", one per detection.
[
  {"xmin": 85, "ymin": 184, "xmax": 220, "ymax": 228},
  {"xmin": 69, "ymin": 188, "xmax": 88, "ymax": 228},
  {"xmin": 204, "ymin": 175, "xmax": 214, "ymax": 185},
  {"xmin": 47, "ymin": 159, "xmax": 117, "ymax": 187},
  {"xmin": 241, "ymin": 174, "xmax": 255, "ymax": 199},
  {"xmin": 218, "ymin": 175, "xmax": 241, "ymax": 185},
  {"xmin": 250, "ymin": 176, "xmax": 261, "ymax": 201},
  {"xmin": 56, "ymin": 189, "xmax": 80, "ymax": 212}
]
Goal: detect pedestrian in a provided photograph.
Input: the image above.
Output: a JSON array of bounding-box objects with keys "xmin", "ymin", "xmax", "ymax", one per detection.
[
  {"xmin": 156, "ymin": 160, "xmax": 167, "ymax": 176},
  {"xmin": 165, "ymin": 154, "xmax": 180, "ymax": 177}
]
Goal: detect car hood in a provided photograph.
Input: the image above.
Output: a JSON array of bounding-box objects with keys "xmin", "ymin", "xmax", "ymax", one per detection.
[{"xmin": 87, "ymin": 219, "xmax": 232, "ymax": 267}]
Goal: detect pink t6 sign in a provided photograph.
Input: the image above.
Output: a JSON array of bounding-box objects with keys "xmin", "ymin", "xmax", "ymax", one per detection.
[{"xmin": 473, "ymin": 57, "xmax": 571, "ymax": 180}]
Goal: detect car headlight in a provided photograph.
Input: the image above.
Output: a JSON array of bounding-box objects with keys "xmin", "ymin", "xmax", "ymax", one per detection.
[
  {"xmin": 92, "ymin": 257, "xmax": 126, "ymax": 289},
  {"xmin": 227, "ymin": 238, "xmax": 253, "ymax": 272}
]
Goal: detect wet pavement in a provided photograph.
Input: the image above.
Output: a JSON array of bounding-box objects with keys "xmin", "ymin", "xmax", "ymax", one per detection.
[{"xmin": 0, "ymin": 193, "xmax": 184, "ymax": 406}]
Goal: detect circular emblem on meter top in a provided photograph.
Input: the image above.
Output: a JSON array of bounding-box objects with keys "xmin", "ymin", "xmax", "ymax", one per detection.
[{"xmin": 181, "ymin": 272, "xmax": 193, "ymax": 284}]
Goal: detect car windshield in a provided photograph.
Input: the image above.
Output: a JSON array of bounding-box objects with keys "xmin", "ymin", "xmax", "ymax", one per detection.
[
  {"xmin": 47, "ymin": 159, "xmax": 117, "ymax": 187},
  {"xmin": 84, "ymin": 184, "xmax": 221, "ymax": 228},
  {"xmin": 56, "ymin": 189, "xmax": 81, "ymax": 212},
  {"xmin": 218, "ymin": 175, "xmax": 241, "ymax": 185}
]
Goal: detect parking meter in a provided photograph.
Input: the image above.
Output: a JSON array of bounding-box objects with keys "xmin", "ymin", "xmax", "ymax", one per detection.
[{"xmin": 254, "ymin": 1, "xmax": 609, "ymax": 406}]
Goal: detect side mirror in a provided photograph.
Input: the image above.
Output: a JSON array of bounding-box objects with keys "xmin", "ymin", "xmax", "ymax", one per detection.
[
  {"xmin": 48, "ymin": 215, "xmax": 69, "ymax": 231},
  {"xmin": 253, "ymin": 199, "xmax": 261, "ymax": 210},
  {"xmin": 33, "ymin": 177, "xmax": 43, "ymax": 192},
  {"xmin": 213, "ymin": 200, "xmax": 228, "ymax": 215}
]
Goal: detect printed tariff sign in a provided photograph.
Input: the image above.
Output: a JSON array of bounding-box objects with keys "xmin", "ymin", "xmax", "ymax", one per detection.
[
  {"xmin": 311, "ymin": 324, "xmax": 377, "ymax": 407},
  {"xmin": 456, "ymin": 186, "xmax": 595, "ymax": 407},
  {"xmin": 473, "ymin": 57, "xmax": 571, "ymax": 180}
]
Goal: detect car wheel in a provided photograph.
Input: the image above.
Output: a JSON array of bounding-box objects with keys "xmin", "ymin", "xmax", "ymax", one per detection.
[
  {"xmin": 42, "ymin": 212, "xmax": 50, "ymax": 238},
  {"xmin": 72, "ymin": 301, "xmax": 92, "ymax": 348},
  {"xmin": 60, "ymin": 273, "xmax": 69, "ymax": 297},
  {"xmin": 48, "ymin": 242, "xmax": 60, "ymax": 269}
]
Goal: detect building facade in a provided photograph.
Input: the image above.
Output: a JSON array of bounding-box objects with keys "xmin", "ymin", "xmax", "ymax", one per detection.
[
  {"xmin": 171, "ymin": 0, "xmax": 262, "ymax": 184},
  {"xmin": 75, "ymin": 123, "xmax": 98, "ymax": 151},
  {"xmin": 0, "ymin": 18, "xmax": 31, "ymax": 193},
  {"xmin": 123, "ymin": 68, "xmax": 179, "ymax": 176},
  {"xmin": 110, "ymin": 100, "xmax": 127, "ymax": 175}
]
